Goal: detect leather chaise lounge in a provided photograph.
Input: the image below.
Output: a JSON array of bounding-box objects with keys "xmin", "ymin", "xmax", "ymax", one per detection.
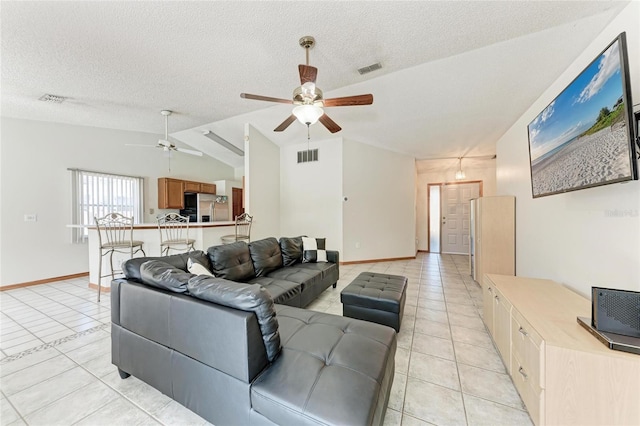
[{"xmin": 111, "ymin": 236, "xmax": 397, "ymax": 425}]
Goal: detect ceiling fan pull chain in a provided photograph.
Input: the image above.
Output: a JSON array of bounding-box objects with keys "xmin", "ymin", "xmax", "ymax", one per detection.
[{"xmin": 307, "ymin": 124, "xmax": 310, "ymax": 152}]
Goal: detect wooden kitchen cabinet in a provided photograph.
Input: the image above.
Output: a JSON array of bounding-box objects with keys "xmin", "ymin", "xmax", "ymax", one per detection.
[
  {"xmin": 183, "ymin": 181, "xmax": 201, "ymax": 193},
  {"xmin": 158, "ymin": 178, "xmax": 184, "ymax": 209},
  {"xmin": 158, "ymin": 178, "xmax": 217, "ymax": 209},
  {"xmin": 200, "ymin": 183, "xmax": 216, "ymax": 194}
]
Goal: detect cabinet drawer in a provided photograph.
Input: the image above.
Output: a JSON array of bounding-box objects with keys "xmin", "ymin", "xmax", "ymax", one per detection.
[
  {"xmin": 511, "ymin": 309, "xmax": 544, "ymax": 389},
  {"xmin": 512, "ymin": 351, "xmax": 544, "ymax": 425}
]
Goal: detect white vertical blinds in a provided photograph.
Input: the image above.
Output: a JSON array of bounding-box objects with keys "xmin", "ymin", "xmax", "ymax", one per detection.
[{"xmin": 70, "ymin": 169, "xmax": 144, "ymax": 242}]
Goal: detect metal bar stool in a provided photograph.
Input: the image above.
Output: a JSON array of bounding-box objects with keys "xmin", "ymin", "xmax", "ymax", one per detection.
[
  {"xmin": 220, "ymin": 213, "xmax": 253, "ymax": 244},
  {"xmin": 94, "ymin": 213, "xmax": 146, "ymax": 302},
  {"xmin": 157, "ymin": 213, "xmax": 195, "ymax": 256}
]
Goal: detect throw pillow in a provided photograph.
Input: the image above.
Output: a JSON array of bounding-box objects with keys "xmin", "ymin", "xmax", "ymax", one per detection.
[
  {"xmin": 302, "ymin": 237, "xmax": 327, "ymax": 263},
  {"xmin": 187, "ymin": 257, "xmax": 215, "ymax": 277}
]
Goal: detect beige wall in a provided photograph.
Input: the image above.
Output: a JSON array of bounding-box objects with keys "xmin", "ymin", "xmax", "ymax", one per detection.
[
  {"xmin": 279, "ymin": 137, "xmax": 344, "ymax": 254},
  {"xmin": 244, "ymin": 124, "xmax": 281, "ymax": 241},
  {"xmin": 0, "ymin": 117, "xmax": 235, "ymax": 286},
  {"xmin": 342, "ymin": 139, "xmax": 416, "ymax": 262},
  {"xmin": 495, "ymin": 2, "xmax": 640, "ymax": 296}
]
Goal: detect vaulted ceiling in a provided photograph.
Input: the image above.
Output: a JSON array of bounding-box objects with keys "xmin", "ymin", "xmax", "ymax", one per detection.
[{"xmin": 1, "ymin": 1, "xmax": 628, "ymax": 168}]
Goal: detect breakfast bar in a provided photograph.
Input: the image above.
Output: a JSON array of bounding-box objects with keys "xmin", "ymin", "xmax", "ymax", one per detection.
[{"xmin": 87, "ymin": 221, "xmax": 235, "ymax": 290}]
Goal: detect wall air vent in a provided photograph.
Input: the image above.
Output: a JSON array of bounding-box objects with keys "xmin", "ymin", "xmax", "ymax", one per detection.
[
  {"xmin": 357, "ymin": 62, "xmax": 382, "ymax": 75},
  {"xmin": 38, "ymin": 94, "xmax": 67, "ymax": 103},
  {"xmin": 297, "ymin": 149, "xmax": 319, "ymax": 163}
]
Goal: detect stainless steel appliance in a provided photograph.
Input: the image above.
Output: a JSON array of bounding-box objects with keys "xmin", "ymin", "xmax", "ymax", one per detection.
[
  {"xmin": 181, "ymin": 193, "xmax": 220, "ymax": 223},
  {"xmin": 212, "ymin": 196, "xmax": 229, "ymax": 221}
]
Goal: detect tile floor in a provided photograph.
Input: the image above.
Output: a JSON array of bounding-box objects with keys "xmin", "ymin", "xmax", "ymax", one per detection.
[{"xmin": 0, "ymin": 253, "xmax": 532, "ymax": 425}]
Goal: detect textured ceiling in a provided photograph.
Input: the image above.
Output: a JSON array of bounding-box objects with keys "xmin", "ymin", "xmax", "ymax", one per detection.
[{"xmin": 1, "ymin": 1, "xmax": 628, "ymax": 168}]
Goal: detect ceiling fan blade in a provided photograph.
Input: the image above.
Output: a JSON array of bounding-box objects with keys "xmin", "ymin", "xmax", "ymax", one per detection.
[
  {"xmin": 176, "ymin": 147, "xmax": 203, "ymax": 157},
  {"xmin": 240, "ymin": 93, "xmax": 292, "ymax": 104},
  {"xmin": 125, "ymin": 143, "xmax": 158, "ymax": 148},
  {"xmin": 323, "ymin": 94, "xmax": 374, "ymax": 107},
  {"xmin": 299, "ymin": 65, "xmax": 318, "ymax": 85},
  {"xmin": 274, "ymin": 115, "xmax": 297, "ymax": 132},
  {"xmin": 319, "ymin": 114, "xmax": 342, "ymax": 133}
]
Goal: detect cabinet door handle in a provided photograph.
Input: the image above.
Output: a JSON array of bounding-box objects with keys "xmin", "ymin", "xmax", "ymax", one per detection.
[
  {"xmin": 518, "ymin": 366, "xmax": 528, "ymax": 380},
  {"xmin": 519, "ymin": 327, "xmax": 528, "ymax": 336},
  {"xmin": 494, "ymin": 295, "xmax": 499, "ymax": 302},
  {"xmin": 488, "ymin": 287, "xmax": 493, "ymax": 294}
]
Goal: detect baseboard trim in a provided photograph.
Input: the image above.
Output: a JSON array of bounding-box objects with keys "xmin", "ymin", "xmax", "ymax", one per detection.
[
  {"xmin": 1, "ymin": 272, "xmax": 89, "ymax": 291},
  {"xmin": 340, "ymin": 256, "xmax": 415, "ymax": 265}
]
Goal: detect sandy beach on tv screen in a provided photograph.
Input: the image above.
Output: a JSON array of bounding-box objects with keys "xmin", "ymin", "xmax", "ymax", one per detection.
[{"xmin": 532, "ymin": 125, "xmax": 631, "ymax": 196}]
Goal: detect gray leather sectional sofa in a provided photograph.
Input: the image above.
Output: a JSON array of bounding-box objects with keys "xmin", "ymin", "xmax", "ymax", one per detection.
[{"xmin": 112, "ymin": 237, "xmax": 397, "ymax": 425}]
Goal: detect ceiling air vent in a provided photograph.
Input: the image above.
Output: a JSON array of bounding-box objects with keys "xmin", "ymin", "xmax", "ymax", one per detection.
[
  {"xmin": 38, "ymin": 94, "xmax": 67, "ymax": 103},
  {"xmin": 357, "ymin": 62, "xmax": 382, "ymax": 75},
  {"xmin": 297, "ymin": 149, "xmax": 319, "ymax": 164}
]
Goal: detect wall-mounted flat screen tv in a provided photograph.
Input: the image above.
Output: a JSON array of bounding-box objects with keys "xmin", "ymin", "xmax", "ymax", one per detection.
[{"xmin": 527, "ymin": 32, "xmax": 638, "ymax": 198}]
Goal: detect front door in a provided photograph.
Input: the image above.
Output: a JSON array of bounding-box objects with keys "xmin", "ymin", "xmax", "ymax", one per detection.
[{"xmin": 440, "ymin": 182, "xmax": 480, "ymax": 254}]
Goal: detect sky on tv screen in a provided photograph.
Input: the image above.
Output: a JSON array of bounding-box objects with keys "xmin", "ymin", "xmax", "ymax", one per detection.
[{"xmin": 528, "ymin": 39, "xmax": 623, "ymax": 163}]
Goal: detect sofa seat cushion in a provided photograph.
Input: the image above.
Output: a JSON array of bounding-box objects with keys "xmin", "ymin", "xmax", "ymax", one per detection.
[
  {"xmin": 290, "ymin": 261, "xmax": 338, "ymax": 280},
  {"xmin": 251, "ymin": 306, "xmax": 396, "ymax": 426},
  {"xmin": 265, "ymin": 266, "xmax": 321, "ymax": 291},
  {"xmin": 248, "ymin": 277, "xmax": 301, "ymax": 305}
]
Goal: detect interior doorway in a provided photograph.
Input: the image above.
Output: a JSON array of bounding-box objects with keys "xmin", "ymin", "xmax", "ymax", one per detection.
[
  {"xmin": 232, "ymin": 187, "xmax": 244, "ymax": 219},
  {"xmin": 428, "ymin": 181, "xmax": 482, "ymax": 254}
]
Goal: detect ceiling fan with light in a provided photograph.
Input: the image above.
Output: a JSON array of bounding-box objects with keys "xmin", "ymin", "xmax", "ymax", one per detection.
[
  {"xmin": 126, "ymin": 110, "xmax": 203, "ymax": 157},
  {"xmin": 240, "ymin": 36, "xmax": 373, "ymax": 134}
]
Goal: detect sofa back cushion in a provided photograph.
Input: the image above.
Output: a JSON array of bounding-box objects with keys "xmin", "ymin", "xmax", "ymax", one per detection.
[
  {"xmin": 187, "ymin": 275, "xmax": 281, "ymax": 362},
  {"xmin": 249, "ymin": 237, "xmax": 283, "ymax": 277},
  {"xmin": 279, "ymin": 236, "xmax": 304, "ymax": 267},
  {"xmin": 123, "ymin": 251, "xmax": 211, "ymax": 282},
  {"xmin": 139, "ymin": 260, "xmax": 195, "ymax": 293},
  {"xmin": 207, "ymin": 241, "xmax": 255, "ymax": 281}
]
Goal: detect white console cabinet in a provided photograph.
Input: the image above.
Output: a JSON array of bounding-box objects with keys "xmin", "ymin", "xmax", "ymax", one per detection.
[{"xmin": 483, "ymin": 274, "xmax": 640, "ymax": 426}]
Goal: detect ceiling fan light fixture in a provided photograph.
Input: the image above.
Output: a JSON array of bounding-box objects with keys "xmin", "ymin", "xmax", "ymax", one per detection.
[{"xmin": 293, "ymin": 104, "xmax": 323, "ymax": 125}]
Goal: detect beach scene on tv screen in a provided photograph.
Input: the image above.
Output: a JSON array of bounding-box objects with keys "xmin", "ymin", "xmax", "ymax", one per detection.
[{"xmin": 528, "ymin": 38, "xmax": 631, "ymax": 197}]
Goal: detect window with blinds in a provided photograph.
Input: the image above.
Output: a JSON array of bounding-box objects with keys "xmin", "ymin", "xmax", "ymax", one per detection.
[{"xmin": 70, "ymin": 169, "xmax": 144, "ymax": 242}]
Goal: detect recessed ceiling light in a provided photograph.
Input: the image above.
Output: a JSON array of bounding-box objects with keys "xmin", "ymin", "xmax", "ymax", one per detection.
[{"xmin": 38, "ymin": 93, "xmax": 67, "ymax": 103}]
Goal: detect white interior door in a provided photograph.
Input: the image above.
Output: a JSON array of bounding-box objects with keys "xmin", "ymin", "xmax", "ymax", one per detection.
[{"xmin": 440, "ymin": 182, "xmax": 480, "ymax": 254}]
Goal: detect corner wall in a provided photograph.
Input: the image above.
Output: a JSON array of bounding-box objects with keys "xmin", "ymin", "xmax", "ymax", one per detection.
[
  {"xmin": 496, "ymin": 2, "xmax": 640, "ymax": 296},
  {"xmin": 279, "ymin": 138, "xmax": 343, "ymax": 253},
  {"xmin": 0, "ymin": 117, "xmax": 235, "ymax": 286},
  {"xmin": 342, "ymin": 139, "xmax": 416, "ymax": 262},
  {"xmin": 244, "ymin": 124, "xmax": 280, "ymax": 241}
]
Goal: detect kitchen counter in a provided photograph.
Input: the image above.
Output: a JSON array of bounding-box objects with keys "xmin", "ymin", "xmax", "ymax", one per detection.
[{"xmin": 86, "ymin": 221, "xmax": 236, "ymax": 290}]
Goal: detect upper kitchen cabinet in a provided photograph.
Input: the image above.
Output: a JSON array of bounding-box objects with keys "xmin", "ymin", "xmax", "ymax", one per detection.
[
  {"xmin": 200, "ymin": 183, "xmax": 216, "ymax": 194},
  {"xmin": 158, "ymin": 178, "xmax": 184, "ymax": 209},
  {"xmin": 183, "ymin": 181, "xmax": 201, "ymax": 193},
  {"xmin": 157, "ymin": 178, "xmax": 217, "ymax": 209}
]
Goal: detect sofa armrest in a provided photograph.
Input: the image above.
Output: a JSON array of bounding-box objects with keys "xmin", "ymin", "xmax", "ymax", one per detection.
[{"xmin": 327, "ymin": 250, "xmax": 339, "ymax": 264}]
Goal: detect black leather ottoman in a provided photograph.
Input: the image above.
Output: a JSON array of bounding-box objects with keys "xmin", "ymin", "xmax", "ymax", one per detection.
[{"xmin": 341, "ymin": 272, "xmax": 407, "ymax": 332}]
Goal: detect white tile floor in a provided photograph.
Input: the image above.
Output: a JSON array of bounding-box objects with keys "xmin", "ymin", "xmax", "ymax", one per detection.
[{"xmin": 0, "ymin": 253, "xmax": 532, "ymax": 425}]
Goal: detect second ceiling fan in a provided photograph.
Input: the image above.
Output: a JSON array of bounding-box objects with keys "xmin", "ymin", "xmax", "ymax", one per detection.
[{"xmin": 240, "ymin": 36, "xmax": 373, "ymax": 134}]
